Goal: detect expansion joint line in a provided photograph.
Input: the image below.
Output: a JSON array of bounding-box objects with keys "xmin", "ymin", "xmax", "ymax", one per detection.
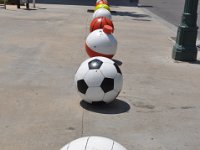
[{"xmin": 81, "ymin": 108, "xmax": 84, "ymax": 137}]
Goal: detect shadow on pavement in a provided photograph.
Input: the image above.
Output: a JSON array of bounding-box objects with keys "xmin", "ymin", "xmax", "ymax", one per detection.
[
  {"xmin": 132, "ymin": 18, "xmax": 151, "ymax": 21},
  {"xmin": 112, "ymin": 59, "xmax": 123, "ymax": 66},
  {"xmin": 138, "ymin": 5, "xmax": 153, "ymax": 8},
  {"xmin": 112, "ymin": 11, "xmax": 150, "ymax": 18},
  {"xmin": 189, "ymin": 60, "xmax": 200, "ymax": 65},
  {"xmin": 87, "ymin": 9, "xmax": 151, "ymax": 19},
  {"xmin": 80, "ymin": 99, "xmax": 130, "ymax": 114}
]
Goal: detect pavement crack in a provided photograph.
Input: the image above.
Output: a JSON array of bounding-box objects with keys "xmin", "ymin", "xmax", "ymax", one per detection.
[{"xmin": 81, "ymin": 108, "xmax": 85, "ymax": 137}]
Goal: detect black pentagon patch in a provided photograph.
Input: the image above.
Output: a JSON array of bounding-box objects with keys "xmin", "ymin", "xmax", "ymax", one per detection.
[
  {"xmin": 114, "ymin": 63, "xmax": 122, "ymax": 74},
  {"xmin": 77, "ymin": 79, "xmax": 88, "ymax": 94},
  {"xmin": 101, "ymin": 78, "xmax": 114, "ymax": 93},
  {"xmin": 88, "ymin": 59, "xmax": 103, "ymax": 69}
]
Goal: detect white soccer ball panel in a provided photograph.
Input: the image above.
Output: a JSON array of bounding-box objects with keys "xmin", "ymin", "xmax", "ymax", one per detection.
[
  {"xmin": 84, "ymin": 70, "xmax": 104, "ymax": 87},
  {"xmin": 113, "ymin": 142, "xmax": 127, "ymax": 150},
  {"xmin": 103, "ymin": 90, "xmax": 118, "ymax": 103},
  {"xmin": 114, "ymin": 73, "xmax": 123, "ymax": 92},
  {"xmin": 100, "ymin": 63, "xmax": 117, "ymax": 78},
  {"xmin": 86, "ymin": 136, "xmax": 113, "ymax": 150},
  {"xmin": 93, "ymin": 8, "xmax": 112, "ymax": 20},
  {"xmin": 75, "ymin": 62, "xmax": 89, "ymax": 81},
  {"xmin": 60, "ymin": 137, "xmax": 89, "ymax": 150},
  {"xmin": 85, "ymin": 87, "xmax": 105, "ymax": 102}
]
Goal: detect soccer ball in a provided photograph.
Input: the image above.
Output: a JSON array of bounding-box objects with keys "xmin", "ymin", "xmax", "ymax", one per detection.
[
  {"xmin": 93, "ymin": 8, "xmax": 112, "ymax": 20},
  {"xmin": 90, "ymin": 17, "xmax": 114, "ymax": 33},
  {"xmin": 60, "ymin": 136, "xmax": 127, "ymax": 150},
  {"xmin": 85, "ymin": 25, "xmax": 117, "ymax": 58},
  {"xmin": 74, "ymin": 57, "xmax": 123, "ymax": 103}
]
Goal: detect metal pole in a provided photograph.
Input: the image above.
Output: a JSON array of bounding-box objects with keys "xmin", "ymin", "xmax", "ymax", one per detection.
[
  {"xmin": 172, "ymin": 0, "xmax": 199, "ymax": 61},
  {"xmin": 26, "ymin": 0, "xmax": 29, "ymax": 9},
  {"xmin": 4, "ymin": 0, "xmax": 6, "ymax": 9},
  {"xmin": 33, "ymin": 0, "xmax": 35, "ymax": 8},
  {"xmin": 16, "ymin": 0, "xmax": 20, "ymax": 8}
]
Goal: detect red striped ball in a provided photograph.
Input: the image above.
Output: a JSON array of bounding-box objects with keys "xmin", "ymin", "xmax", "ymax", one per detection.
[{"xmin": 90, "ymin": 17, "xmax": 114, "ymax": 33}]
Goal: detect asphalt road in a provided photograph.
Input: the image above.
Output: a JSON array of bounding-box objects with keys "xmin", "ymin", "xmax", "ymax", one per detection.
[{"xmin": 139, "ymin": 0, "xmax": 200, "ymax": 39}]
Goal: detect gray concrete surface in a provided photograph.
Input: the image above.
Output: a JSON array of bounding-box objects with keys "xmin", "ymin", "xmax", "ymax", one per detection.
[
  {"xmin": 140, "ymin": 0, "xmax": 200, "ymax": 39},
  {"xmin": 0, "ymin": 3, "xmax": 200, "ymax": 150},
  {"xmin": 36, "ymin": 0, "xmax": 138, "ymax": 6}
]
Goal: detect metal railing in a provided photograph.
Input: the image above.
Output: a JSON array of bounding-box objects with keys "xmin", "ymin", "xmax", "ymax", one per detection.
[{"xmin": 0, "ymin": 0, "xmax": 6, "ymax": 9}]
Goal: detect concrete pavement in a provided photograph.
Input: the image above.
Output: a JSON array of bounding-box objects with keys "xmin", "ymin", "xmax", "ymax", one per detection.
[
  {"xmin": 0, "ymin": 3, "xmax": 200, "ymax": 150},
  {"xmin": 140, "ymin": 0, "xmax": 200, "ymax": 39}
]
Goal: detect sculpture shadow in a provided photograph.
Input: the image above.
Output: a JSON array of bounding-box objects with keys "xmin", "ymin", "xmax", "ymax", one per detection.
[
  {"xmin": 138, "ymin": 5, "xmax": 153, "ymax": 8},
  {"xmin": 113, "ymin": 11, "xmax": 150, "ymax": 18},
  {"xmin": 132, "ymin": 18, "xmax": 151, "ymax": 21},
  {"xmin": 87, "ymin": 10, "xmax": 151, "ymax": 19},
  {"xmin": 80, "ymin": 99, "xmax": 130, "ymax": 114},
  {"xmin": 189, "ymin": 60, "xmax": 200, "ymax": 65},
  {"xmin": 112, "ymin": 59, "xmax": 123, "ymax": 66},
  {"xmin": 22, "ymin": 8, "xmax": 38, "ymax": 10}
]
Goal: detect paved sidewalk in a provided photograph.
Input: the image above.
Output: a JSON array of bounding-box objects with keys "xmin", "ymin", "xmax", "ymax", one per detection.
[{"xmin": 0, "ymin": 3, "xmax": 200, "ymax": 150}]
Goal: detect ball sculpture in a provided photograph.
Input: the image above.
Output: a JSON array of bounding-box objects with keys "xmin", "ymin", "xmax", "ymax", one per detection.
[
  {"xmin": 74, "ymin": 56, "xmax": 123, "ymax": 103},
  {"xmin": 85, "ymin": 25, "xmax": 117, "ymax": 58},
  {"xmin": 93, "ymin": 8, "xmax": 112, "ymax": 20},
  {"xmin": 90, "ymin": 17, "xmax": 114, "ymax": 32},
  {"xmin": 96, "ymin": 0, "xmax": 108, "ymax": 6},
  {"xmin": 60, "ymin": 136, "xmax": 127, "ymax": 150},
  {"xmin": 95, "ymin": 4, "xmax": 110, "ymax": 11}
]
